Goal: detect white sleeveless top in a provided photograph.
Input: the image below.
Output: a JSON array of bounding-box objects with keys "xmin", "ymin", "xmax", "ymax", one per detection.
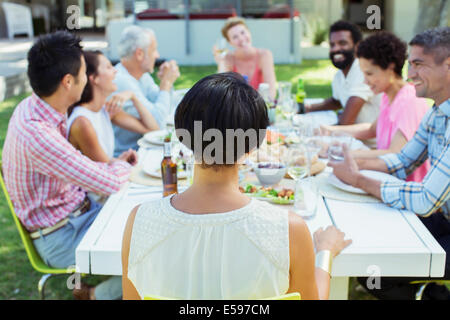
[
  {"xmin": 128, "ymin": 195, "xmax": 290, "ymax": 300},
  {"xmin": 67, "ymin": 106, "xmax": 115, "ymax": 158}
]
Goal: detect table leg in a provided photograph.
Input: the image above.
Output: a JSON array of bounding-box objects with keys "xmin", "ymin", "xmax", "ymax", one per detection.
[{"xmin": 329, "ymin": 277, "xmax": 349, "ymax": 300}]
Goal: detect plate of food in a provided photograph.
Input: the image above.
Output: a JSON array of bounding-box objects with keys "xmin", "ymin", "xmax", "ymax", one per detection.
[
  {"xmin": 143, "ymin": 130, "xmax": 178, "ymax": 146},
  {"xmin": 239, "ymin": 183, "xmax": 295, "ymax": 205},
  {"xmin": 142, "ymin": 148, "xmax": 189, "ymax": 179},
  {"xmin": 328, "ymin": 170, "xmax": 401, "ymax": 194},
  {"xmin": 266, "ymin": 128, "xmax": 300, "ymax": 146}
]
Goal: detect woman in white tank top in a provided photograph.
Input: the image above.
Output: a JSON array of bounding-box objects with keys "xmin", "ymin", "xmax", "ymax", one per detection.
[
  {"xmin": 121, "ymin": 73, "xmax": 352, "ymax": 300},
  {"xmin": 67, "ymin": 51, "xmax": 159, "ymax": 163}
]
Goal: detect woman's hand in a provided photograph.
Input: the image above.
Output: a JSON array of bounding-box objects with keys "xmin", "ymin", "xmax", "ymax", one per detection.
[
  {"xmin": 320, "ymin": 125, "xmax": 336, "ymax": 136},
  {"xmin": 105, "ymin": 91, "xmax": 135, "ymax": 118},
  {"xmin": 116, "ymin": 149, "xmax": 138, "ymax": 166},
  {"xmin": 313, "ymin": 225, "xmax": 352, "ymax": 258},
  {"xmin": 212, "ymin": 45, "xmax": 226, "ymax": 65}
]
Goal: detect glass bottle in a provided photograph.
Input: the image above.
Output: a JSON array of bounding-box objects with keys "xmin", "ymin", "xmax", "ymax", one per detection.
[
  {"xmin": 296, "ymin": 78, "xmax": 306, "ymax": 114},
  {"xmin": 161, "ymin": 135, "xmax": 178, "ymax": 197}
]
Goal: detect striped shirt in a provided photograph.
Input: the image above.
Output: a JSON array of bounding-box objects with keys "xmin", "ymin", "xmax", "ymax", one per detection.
[
  {"xmin": 2, "ymin": 93, "xmax": 132, "ymax": 231},
  {"xmin": 379, "ymin": 99, "xmax": 450, "ymax": 221}
]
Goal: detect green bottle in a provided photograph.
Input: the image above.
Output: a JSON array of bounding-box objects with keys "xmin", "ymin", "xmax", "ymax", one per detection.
[{"xmin": 296, "ymin": 78, "xmax": 306, "ymax": 114}]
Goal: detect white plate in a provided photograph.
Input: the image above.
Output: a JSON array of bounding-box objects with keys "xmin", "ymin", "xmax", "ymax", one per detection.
[
  {"xmin": 143, "ymin": 130, "xmax": 178, "ymax": 146},
  {"xmin": 328, "ymin": 170, "xmax": 401, "ymax": 194},
  {"xmin": 142, "ymin": 148, "xmax": 187, "ymax": 179}
]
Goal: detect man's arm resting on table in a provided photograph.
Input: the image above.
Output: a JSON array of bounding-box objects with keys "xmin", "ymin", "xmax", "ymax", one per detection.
[
  {"xmin": 356, "ymin": 157, "xmax": 389, "ymax": 173},
  {"xmin": 328, "ymin": 147, "xmax": 388, "ymax": 200},
  {"xmin": 338, "ymin": 96, "xmax": 366, "ymax": 125},
  {"xmin": 354, "ymin": 173, "xmax": 382, "ymax": 199},
  {"xmin": 353, "ymin": 157, "xmax": 389, "ymax": 199},
  {"xmin": 305, "ymin": 97, "xmax": 342, "ymax": 113}
]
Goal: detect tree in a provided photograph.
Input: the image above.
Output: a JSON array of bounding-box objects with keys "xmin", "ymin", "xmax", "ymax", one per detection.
[{"xmin": 414, "ymin": 0, "xmax": 449, "ymax": 34}]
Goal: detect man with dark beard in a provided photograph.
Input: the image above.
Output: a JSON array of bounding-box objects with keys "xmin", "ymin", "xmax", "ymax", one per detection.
[{"xmin": 305, "ymin": 21, "xmax": 381, "ymax": 127}]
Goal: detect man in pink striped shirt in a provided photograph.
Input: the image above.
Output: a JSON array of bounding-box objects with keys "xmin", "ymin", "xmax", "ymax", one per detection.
[{"xmin": 2, "ymin": 31, "xmax": 137, "ymax": 300}]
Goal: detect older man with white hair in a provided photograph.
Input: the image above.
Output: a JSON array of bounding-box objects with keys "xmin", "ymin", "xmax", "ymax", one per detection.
[{"xmin": 113, "ymin": 25, "xmax": 180, "ymax": 156}]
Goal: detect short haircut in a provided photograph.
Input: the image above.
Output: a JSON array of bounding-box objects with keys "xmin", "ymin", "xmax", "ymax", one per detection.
[
  {"xmin": 175, "ymin": 72, "xmax": 269, "ymax": 168},
  {"xmin": 356, "ymin": 31, "xmax": 407, "ymax": 77},
  {"xmin": 27, "ymin": 31, "xmax": 83, "ymax": 97},
  {"xmin": 68, "ymin": 50, "xmax": 103, "ymax": 116},
  {"xmin": 117, "ymin": 25, "xmax": 154, "ymax": 59},
  {"xmin": 409, "ymin": 27, "xmax": 450, "ymax": 65},
  {"xmin": 221, "ymin": 17, "xmax": 248, "ymax": 41},
  {"xmin": 329, "ymin": 20, "xmax": 363, "ymax": 45}
]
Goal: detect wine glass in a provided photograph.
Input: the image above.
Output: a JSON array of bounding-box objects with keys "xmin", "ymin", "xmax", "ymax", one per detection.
[
  {"xmin": 280, "ymin": 98, "xmax": 296, "ymax": 126},
  {"xmin": 214, "ymin": 38, "xmax": 228, "ymax": 58},
  {"xmin": 284, "ymin": 143, "xmax": 319, "ymax": 219}
]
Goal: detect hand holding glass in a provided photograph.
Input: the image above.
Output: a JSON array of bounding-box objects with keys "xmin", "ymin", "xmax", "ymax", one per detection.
[{"xmin": 328, "ymin": 132, "xmax": 354, "ymax": 161}]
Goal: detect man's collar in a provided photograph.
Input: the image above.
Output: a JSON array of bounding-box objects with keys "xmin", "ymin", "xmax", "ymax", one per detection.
[
  {"xmin": 437, "ymin": 99, "xmax": 450, "ymax": 117},
  {"xmin": 31, "ymin": 93, "xmax": 66, "ymax": 126},
  {"xmin": 339, "ymin": 58, "xmax": 357, "ymax": 78}
]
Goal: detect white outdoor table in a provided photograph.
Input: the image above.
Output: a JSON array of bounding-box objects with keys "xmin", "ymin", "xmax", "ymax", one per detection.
[{"xmin": 75, "ymin": 149, "xmax": 446, "ymax": 300}]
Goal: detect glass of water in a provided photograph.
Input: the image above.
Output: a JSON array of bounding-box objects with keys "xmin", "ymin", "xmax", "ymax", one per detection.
[{"xmin": 328, "ymin": 132, "xmax": 354, "ymax": 161}]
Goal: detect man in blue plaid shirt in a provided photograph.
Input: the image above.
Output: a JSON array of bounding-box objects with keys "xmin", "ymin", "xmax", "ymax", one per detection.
[{"xmin": 329, "ymin": 27, "xmax": 450, "ymax": 300}]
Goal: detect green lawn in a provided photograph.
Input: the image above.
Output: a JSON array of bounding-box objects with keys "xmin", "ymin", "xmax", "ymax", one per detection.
[{"xmin": 0, "ymin": 61, "xmax": 374, "ymax": 300}]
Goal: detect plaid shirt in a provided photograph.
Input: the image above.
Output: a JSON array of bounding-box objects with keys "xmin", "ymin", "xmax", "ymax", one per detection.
[
  {"xmin": 2, "ymin": 93, "xmax": 132, "ymax": 231},
  {"xmin": 379, "ymin": 99, "xmax": 450, "ymax": 221}
]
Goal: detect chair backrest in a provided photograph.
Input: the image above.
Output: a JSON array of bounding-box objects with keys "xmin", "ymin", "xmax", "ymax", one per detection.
[
  {"xmin": 144, "ymin": 292, "xmax": 301, "ymax": 300},
  {"xmin": 0, "ymin": 161, "xmax": 71, "ymax": 274}
]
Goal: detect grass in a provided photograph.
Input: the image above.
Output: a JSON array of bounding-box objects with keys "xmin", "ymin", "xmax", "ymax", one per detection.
[{"xmin": 0, "ymin": 60, "xmax": 375, "ymax": 300}]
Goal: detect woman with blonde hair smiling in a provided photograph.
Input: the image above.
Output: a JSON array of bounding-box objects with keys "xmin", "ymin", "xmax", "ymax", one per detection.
[{"xmin": 213, "ymin": 17, "xmax": 277, "ymax": 100}]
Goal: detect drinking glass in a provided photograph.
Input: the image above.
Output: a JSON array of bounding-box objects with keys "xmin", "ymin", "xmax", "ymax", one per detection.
[
  {"xmin": 284, "ymin": 143, "xmax": 319, "ymax": 219},
  {"xmin": 280, "ymin": 98, "xmax": 296, "ymax": 124},
  {"xmin": 214, "ymin": 38, "xmax": 228, "ymax": 58},
  {"xmin": 327, "ymin": 132, "xmax": 354, "ymax": 162},
  {"xmin": 292, "ymin": 115, "xmax": 315, "ymax": 144},
  {"xmin": 258, "ymin": 83, "xmax": 271, "ymax": 102},
  {"xmin": 277, "ymin": 81, "xmax": 292, "ymax": 105}
]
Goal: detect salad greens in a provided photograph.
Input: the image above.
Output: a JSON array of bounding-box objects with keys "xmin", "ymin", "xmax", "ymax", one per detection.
[{"xmin": 241, "ymin": 183, "xmax": 294, "ymax": 204}]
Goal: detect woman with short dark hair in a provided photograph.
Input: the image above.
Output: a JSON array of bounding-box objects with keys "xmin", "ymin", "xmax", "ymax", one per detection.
[
  {"xmin": 121, "ymin": 72, "xmax": 351, "ymax": 300},
  {"xmin": 322, "ymin": 31, "xmax": 430, "ymax": 182}
]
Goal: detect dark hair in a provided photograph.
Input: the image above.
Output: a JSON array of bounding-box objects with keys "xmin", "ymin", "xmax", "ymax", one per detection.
[
  {"xmin": 409, "ymin": 27, "xmax": 450, "ymax": 65},
  {"xmin": 356, "ymin": 31, "xmax": 407, "ymax": 77},
  {"xmin": 175, "ymin": 72, "xmax": 269, "ymax": 168},
  {"xmin": 27, "ymin": 31, "xmax": 83, "ymax": 97},
  {"xmin": 68, "ymin": 50, "xmax": 103, "ymax": 115},
  {"xmin": 329, "ymin": 20, "xmax": 363, "ymax": 45}
]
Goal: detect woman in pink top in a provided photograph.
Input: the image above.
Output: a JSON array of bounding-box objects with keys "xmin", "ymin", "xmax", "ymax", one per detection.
[
  {"xmin": 322, "ymin": 32, "xmax": 430, "ymax": 182},
  {"xmin": 213, "ymin": 17, "xmax": 277, "ymax": 100}
]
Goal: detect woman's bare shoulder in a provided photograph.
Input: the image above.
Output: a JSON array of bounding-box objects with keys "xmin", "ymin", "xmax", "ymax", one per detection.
[
  {"xmin": 258, "ymin": 48, "xmax": 273, "ymax": 59},
  {"xmin": 70, "ymin": 116, "xmax": 96, "ymax": 139}
]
